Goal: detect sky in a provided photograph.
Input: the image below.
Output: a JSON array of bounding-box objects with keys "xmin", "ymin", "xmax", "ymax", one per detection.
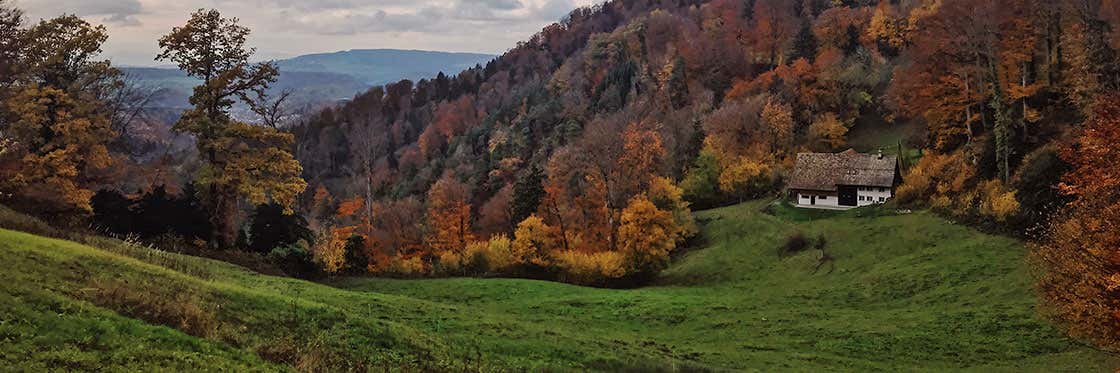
[{"xmin": 16, "ymin": 0, "xmax": 598, "ymax": 66}]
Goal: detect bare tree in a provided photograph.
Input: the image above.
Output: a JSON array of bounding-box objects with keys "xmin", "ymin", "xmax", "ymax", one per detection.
[{"xmin": 248, "ymin": 88, "xmax": 293, "ymax": 129}]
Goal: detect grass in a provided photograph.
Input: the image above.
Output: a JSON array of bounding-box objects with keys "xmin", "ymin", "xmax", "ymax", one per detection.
[{"xmin": 1, "ymin": 201, "xmax": 1116, "ymax": 371}]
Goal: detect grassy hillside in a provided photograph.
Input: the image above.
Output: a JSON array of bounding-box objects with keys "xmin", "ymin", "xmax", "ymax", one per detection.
[{"xmin": 1, "ymin": 202, "xmax": 1115, "ymax": 371}]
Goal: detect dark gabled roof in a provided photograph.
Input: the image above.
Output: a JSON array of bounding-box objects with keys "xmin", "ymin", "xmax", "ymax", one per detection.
[{"xmin": 787, "ymin": 149, "xmax": 899, "ymax": 191}]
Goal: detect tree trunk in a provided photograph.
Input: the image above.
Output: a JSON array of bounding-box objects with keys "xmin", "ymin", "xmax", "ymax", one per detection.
[
  {"xmin": 965, "ymin": 76, "xmax": 974, "ymax": 143},
  {"xmin": 210, "ymin": 183, "xmax": 239, "ymax": 249}
]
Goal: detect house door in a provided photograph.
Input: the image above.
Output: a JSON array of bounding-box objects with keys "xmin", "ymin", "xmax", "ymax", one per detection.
[
  {"xmin": 810, "ymin": 195, "xmax": 816, "ymax": 205},
  {"xmin": 838, "ymin": 186, "xmax": 857, "ymax": 206}
]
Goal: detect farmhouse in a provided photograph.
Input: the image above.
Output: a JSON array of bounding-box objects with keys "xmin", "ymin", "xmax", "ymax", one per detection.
[{"xmin": 787, "ymin": 149, "xmax": 901, "ymax": 210}]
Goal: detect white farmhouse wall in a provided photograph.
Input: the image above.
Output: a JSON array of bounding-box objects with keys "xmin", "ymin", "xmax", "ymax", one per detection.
[
  {"xmin": 796, "ymin": 192, "xmax": 840, "ymax": 208},
  {"xmin": 856, "ymin": 186, "xmax": 892, "ymax": 206}
]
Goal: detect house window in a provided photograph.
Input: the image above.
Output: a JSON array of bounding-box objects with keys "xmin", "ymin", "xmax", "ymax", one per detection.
[
  {"xmin": 820, "ymin": 195, "xmax": 827, "ymax": 200},
  {"xmin": 858, "ymin": 196, "xmax": 864, "ymax": 201},
  {"xmin": 879, "ymin": 197, "xmax": 885, "ymax": 202}
]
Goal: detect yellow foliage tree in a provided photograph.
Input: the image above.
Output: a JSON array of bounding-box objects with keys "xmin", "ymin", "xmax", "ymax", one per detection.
[
  {"xmin": 979, "ymin": 180, "xmax": 1020, "ymax": 222},
  {"xmin": 512, "ymin": 215, "xmax": 556, "ymax": 267},
  {"xmin": 4, "ymin": 85, "xmax": 114, "ymax": 212},
  {"xmin": 808, "ymin": 113, "xmax": 848, "ymax": 151},
  {"xmin": 718, "ymin": 156, "xmax": 772, "ymax": 201},
  {"xmin": 313, "ymin": 226, "xmax": 353, "ymax": 274},
  {"xmin": 646, "ymin": 176, "xmax": 698, "ymax": 243},
  {"xmin": 617, "ymin": 196, "xmax": 678, "ymax": 274}
]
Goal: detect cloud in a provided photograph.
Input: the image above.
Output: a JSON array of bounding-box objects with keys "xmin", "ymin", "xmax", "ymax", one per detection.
[
  {"xmin": 534, "ymin": 0, "xmax": 577, "ymax": 21},
  {"xmin": 479, "ymin": 0, "xmax": 524, "ymax": 11},
  {"xmin": 20, "ymin": 0, "xmax": 144, "ymax": 26},
  {"xmin": 266, "ymin": 0, "xmax": 579, "ymax": 36},
  {"xmin": 15, "ymin": 0, "xmax": 602, "ymax": 66}
]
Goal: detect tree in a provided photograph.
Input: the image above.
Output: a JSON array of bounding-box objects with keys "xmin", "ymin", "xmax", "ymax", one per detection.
[
  {"xmin": 617, "ymin": 195, "xmax": 677, "ymax": 275},
  {"xmin": 761, "ymin": 98, "xmax": 794, "ymax": 155},
  {"xmin": 4, "ymin": 85, "xmax": 114, "ymax": 212},
  {"xmin": 156, "ymin": 9, "xmax": 306, "ymax": 248},
  {"xmin": 90, "ymin": 189, "xmax": 134, "ymax": 236},
  {"xmin": 681, "ymin": 147, "xmax": 722, "ymax": 208},
  {"xmin": 511, "ymin": 165, "xmax": 545, "ymax": 225},
  {"xmin": 808, "ymin": 113, "xmax": 848, "ymax": 151},
  {"xmin": 426, "ymin": 175, "xmax": 474, "ymax": 255},
  {"xmin": 1, "ymin": 15, "xmax": 119, "ymax": 213},
  {"xmin": 751, "ymin": 0, "xmax": 796, "ymax": 66},
  {"xmin": 248, "ymin": 203, "xmax": 314, "ymax": 254},
  {"xmin": 646, "ymin": 176, "xmax": 697, "ymax": 243},
  {"xmin": 314, "ymin": 226, "xmax": 352, "ymax": 274},
  {"xmin": 658, "ymin": 55, "xmax": 689, "ymax": 109},
  {"xmin": 1033, "ymin": 95, "xmax": 1120, "ymax": 348},
  {"xmin": 478, "ymin": 184, "xmax": 515, "ymax": 237},
  {"xmin": 0, "ymin": 0, "xmax": 21, "ymax": 88},
  {"xmin": 369, "ymin": 197, "xmax": 426, "ymax": 260},
  {"xmin": 789, "ymin": 22, "xmax": 819, "ymax": 63},
  {"xmin": 512, "ymin": 215, "xmax": 555, "ymax": 267}
]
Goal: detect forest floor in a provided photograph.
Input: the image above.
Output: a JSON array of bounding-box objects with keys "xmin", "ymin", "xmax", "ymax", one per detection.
[{"xmin": 2, "ymin": 201, "xmax": 1116, "ymax": 371}]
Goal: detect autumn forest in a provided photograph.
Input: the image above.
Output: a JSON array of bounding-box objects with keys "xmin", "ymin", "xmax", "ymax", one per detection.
[{"xmin": 2, "ymin": 0, "xmax": 1120, "ymax": 369}]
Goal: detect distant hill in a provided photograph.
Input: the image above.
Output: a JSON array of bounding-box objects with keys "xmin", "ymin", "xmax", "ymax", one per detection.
[
  {"xmin": 276, "ymin": 49, "xmax": 495, "ymax": 86},
  {"xmin": 123, "ymin": 49, "xmax": 495, "ymax": 113}
]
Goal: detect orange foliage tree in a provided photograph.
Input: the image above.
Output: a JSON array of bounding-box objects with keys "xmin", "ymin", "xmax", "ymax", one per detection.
[
  {"xmin": 1033, "ymin": 96, "xmax": 1120, "ymax": 348},
  {"xmin": 426, "ymin": 175, "xmax": 474, "ymax": 255}
]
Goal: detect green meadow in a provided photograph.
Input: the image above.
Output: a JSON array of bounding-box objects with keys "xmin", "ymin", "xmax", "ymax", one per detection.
[{"xmin": 1, "ymin": 201, "xmax": 1114, "ymax": 371}]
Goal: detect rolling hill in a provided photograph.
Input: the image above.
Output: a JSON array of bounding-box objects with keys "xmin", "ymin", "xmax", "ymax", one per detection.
[{"xmin": 1, "ymin": 202, "xmax": 1114, "ymax": 371}]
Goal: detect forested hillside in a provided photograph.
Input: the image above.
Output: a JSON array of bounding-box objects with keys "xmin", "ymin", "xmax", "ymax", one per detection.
[{"xmin": 286, "ymin": 0, "xmax": 1120, "ymax": 346}]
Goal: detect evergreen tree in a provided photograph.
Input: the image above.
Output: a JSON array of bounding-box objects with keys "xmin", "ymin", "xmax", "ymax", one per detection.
[
  {"xmin": 512, "ymin": 166, "xmax": 545, "ymax": 224},
  {"xmin": 789, "ymin": 22, "xmax": 818, "ymax": 62},
  {"xmin": 248, "ymin": 203, "xmax": 314, "ymax": 254}
]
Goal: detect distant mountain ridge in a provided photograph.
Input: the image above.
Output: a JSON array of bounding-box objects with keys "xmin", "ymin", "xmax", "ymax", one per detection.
[
  {"xmin": 276, "ymin": 49, "xmax": 495, "ymax": 85},
  {"xmin": 123, "ymin": 49, "xmax": 495, "ymax": 111}
]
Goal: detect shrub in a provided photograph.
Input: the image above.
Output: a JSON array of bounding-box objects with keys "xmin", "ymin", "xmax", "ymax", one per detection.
[
  {"xmin": 979, "ymin": 180, "xmax": 1020, "ymax": 222},
  {"xmin": 0, "ymin": 203, "xmax": 62, "ymax": 237},
  {"xmin": 267, "ymin": 243, "xmax": 319, "ymax": 279},
  {"xmin": 84, "ymin": 278, "xmax": 217, "ymax": 338},
  {"xmin": 780, "ymin": 231, "xmax": 809, "ymax": 256},
  {"xmin": 342, "ymin": 235, "xmax": 369, "ymax": 274},
  {"xmin": 463, "ymin": 234, "xmax": 516, "ymax": 274},
  {"xmin": 1012, "ymin": 145, "xmax": 1071, "ymax": 232},
  {"xmin": 312, "ymin": 227, "xmax": 351, "ymax": 274},
  {"xmin": 435, "ymin": 250, "xmax": 464, "ymax": 276},
  {"xmin": 462, "ymin": 241, "xmax": 492, "ymax": 274},
  {"xmin": 555, "ymin": 250, "xmax": 628, "ymax": 286},
  {"xmin": 382, "ymin": 255, "xmax": 427, "ymax": 277}
]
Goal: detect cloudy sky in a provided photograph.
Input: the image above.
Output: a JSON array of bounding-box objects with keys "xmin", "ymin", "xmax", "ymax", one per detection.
[{"xmin": 16, "ymin": 0, "xmax": 597, "ymax": 66}]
